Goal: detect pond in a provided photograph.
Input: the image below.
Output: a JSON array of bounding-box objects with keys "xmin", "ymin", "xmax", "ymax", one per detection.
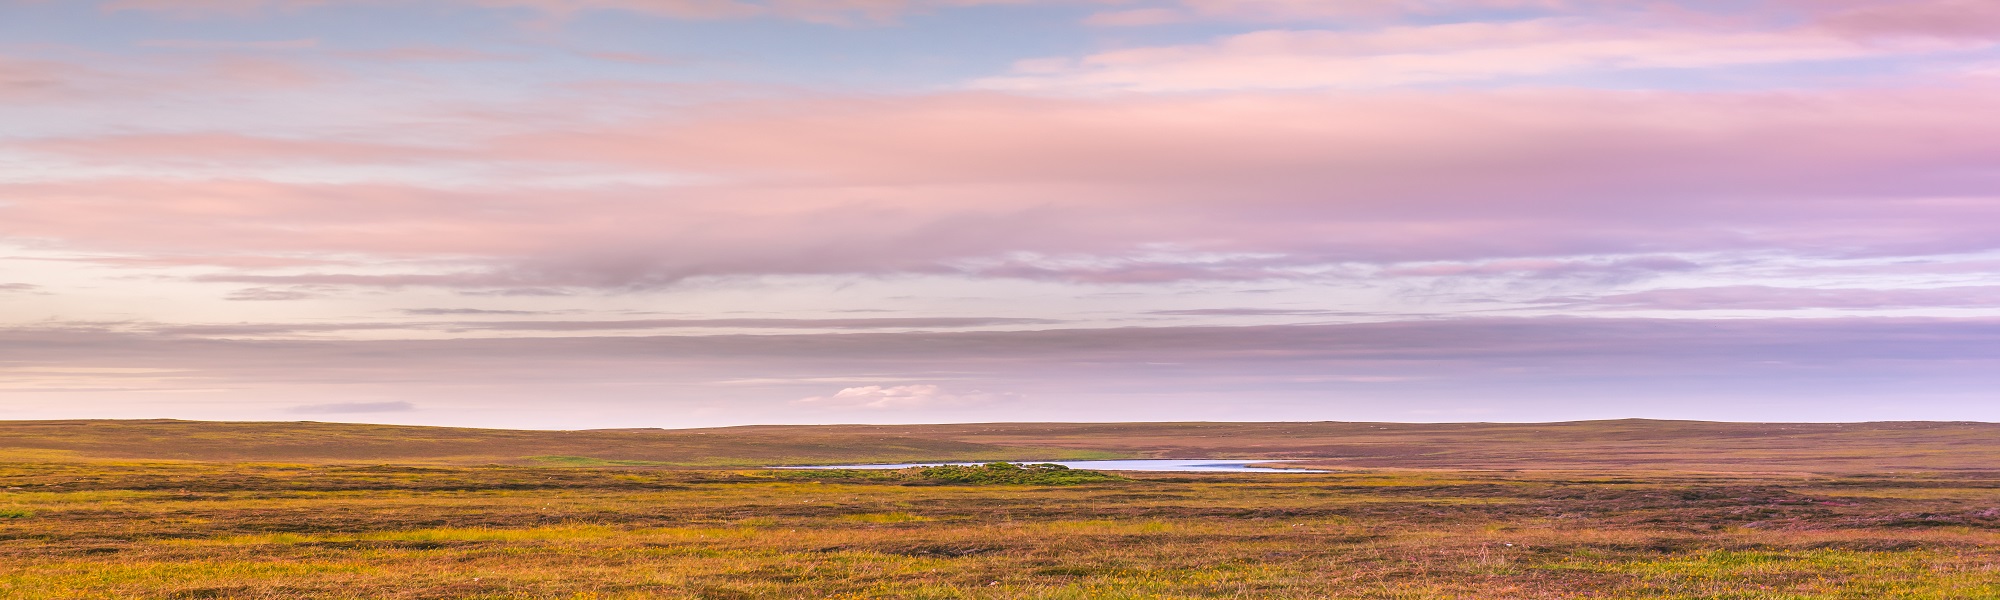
[{"xmin": 775, "ymin": 459, "xmax": 1326, "ymax": 473}]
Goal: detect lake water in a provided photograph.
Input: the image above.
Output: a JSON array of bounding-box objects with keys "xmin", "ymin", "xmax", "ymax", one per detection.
[{"xmin": 777, "ymin": 459, "xmax": 1327, "ymax": 473}]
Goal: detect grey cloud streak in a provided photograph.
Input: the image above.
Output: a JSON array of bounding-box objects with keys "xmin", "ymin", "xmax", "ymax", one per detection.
[
  {"xmin": 288, "ymin": 401, "xmax": 416, "ymax": 414},
  {"xmin": 1147, "ymin": 308, "xmax": 1358, "ymax": 316},
  {"xmin": 138, "ymin": 317, "xmax": 1061, "ymax": 337},
  {"xmin": 400, "ymin": 308, "xmax": 554, "ymax": 316},
  {"xmin": 6, "ymin": 317, "xmax": 2000, "ymax": 425},
  {"xmin": 442, "ymin": 317, "xmax": 1061, "ymax": 332},
  {"xmin": 1551, "ymin": 285, "xmax": 2000, "ymax": 311}
]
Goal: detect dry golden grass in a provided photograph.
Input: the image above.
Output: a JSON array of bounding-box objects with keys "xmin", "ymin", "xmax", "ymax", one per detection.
[
  {"xmin": 4, "ymin": 419, "xmax": 1999, "ymax": 598},
  {"xmin": 4, "ymin": 461, "xmax": 1999, "ymax": 599}
]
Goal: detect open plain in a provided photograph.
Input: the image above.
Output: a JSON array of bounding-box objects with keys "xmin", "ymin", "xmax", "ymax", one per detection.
[{"xmin": 3, "ymin": 419, "xmax": 1998, "ymax": 599}]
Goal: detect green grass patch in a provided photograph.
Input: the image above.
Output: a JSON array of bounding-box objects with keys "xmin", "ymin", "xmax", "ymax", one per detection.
[
  {"xmin": 769, "ymin": 468, "xmax": 903, "ymax": 482},
  {"xmin": 0, "ymin": 507, "xmax": 33, "ymax": 519},
  {"xmin": 916, "ymin": 462, "xmax": 1125, "ymax": 485}
]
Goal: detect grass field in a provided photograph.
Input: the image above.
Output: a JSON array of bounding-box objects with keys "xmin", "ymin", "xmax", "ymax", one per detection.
[{"xmin": 3, "ymin": 420, "xmax": 1998, "ymax": 598}]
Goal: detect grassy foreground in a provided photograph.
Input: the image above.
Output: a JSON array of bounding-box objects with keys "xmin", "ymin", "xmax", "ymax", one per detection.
[
  {"xmin": 3, "ymin": 419, "xmax": 1998, "ymax": 598},
  {"xmin": 4, "ymin": 461, "xmax": 2000, "ymax": 599}
]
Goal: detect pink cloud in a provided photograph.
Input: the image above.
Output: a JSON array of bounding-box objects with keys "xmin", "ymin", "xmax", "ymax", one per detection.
[
  {"xmin": 23, "ymin": 133, "xmax": 466, "ymax": 165},
  {"xmin": 0, "ymin": 51, "xmax": 347, "ymax": 109},
  {"xmin": 1106, "ymin": 0, "xmax": 2000, "ymax": 35},
  {"xmin": 8, "ymin": 85, "xmax": 2000, "ymax": 289},
  {"xmin": 0, "ymin": 55, "xmax": 100, "ymax": 102},
  {"xmin": 199, "ymin": 55, "xmax": 332, "ymax": 86},
  {"xmin": 496, "ymin": 88, "xmax": 2000, "ymax": 192},
  {"xmin": 18, "ymin": 255, "xmax": 351, "ymax": 269},
  {"xmin": 981, "ymin": 20, "xmax": 1984, "ymax": 91},
  {"xmin": 1816, "ymin": 0, "xmax": 2000, "ymax": 40}
]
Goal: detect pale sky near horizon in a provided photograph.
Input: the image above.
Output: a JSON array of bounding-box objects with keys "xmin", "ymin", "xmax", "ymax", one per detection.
[{"xmin": 3, "ymin": 0, "xmax": 2000, "ymax": 428}]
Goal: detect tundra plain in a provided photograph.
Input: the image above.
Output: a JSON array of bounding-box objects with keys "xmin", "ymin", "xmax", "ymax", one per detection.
[{"xmin": 2, "ymin": 419, "xmax": 1998, "ymax": 599}]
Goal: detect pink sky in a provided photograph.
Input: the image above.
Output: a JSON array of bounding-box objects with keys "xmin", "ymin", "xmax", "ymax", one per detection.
[{"xmin": 2, "ymin": 0, "xmax": 1998, "ymax": 427}]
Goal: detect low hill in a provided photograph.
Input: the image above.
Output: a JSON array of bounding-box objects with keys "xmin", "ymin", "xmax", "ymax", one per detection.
[
  {"xmin": 2, "ymin": 419, "xmax": 1996, "ymax": 472},
  {"xmin": 0, "ymin": 419, "xmax": 1110, "ymax": 467},
  {"xmin": 712, "ymin": 420, "xmax": 2000, "ymax": 472}
]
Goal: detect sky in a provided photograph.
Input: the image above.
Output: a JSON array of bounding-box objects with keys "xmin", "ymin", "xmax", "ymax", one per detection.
[{"xmin": 2, "ymin": 0, "xmax": 1999, "ymax": 428}]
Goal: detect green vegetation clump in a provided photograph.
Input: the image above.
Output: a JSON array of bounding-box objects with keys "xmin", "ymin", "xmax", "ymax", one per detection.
[
  {"xmin": 0, "ymin": 507, "xmax": 32, "ymax": 519},
  {"xmin": 914, "ymin": 462, "xmax": 1124, "ymax": 485},
  {"xmin": 774, "ymin": 462, "xmax": 1125, "ymax": 485}
]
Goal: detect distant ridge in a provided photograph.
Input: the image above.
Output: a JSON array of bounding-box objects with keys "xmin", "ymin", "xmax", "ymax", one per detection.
[{"xmin": 2, "ymin": 419, "xmax": 1996, "ymax": 471}]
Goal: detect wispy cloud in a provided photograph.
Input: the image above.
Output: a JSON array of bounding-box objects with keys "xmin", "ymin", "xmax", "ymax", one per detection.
[
  {"xmin": 981, "ymin": 21, "xmax": 1981, "ymax": 91},
  {"xmin": 400, "ymin": 308, "xmax": 554, "ymax": 316},
  {"xmin": 1379, "ymin": 257, "xmax": 1702, "ymax": 282},
  {"xmin": 1147, "ymin": 308, "xmax": 1350, "ymax": 316},
  {"xmin": 225, "ymin": 287, "xmax": 326, "ymax": 301},
  {"xmin": 287, "ymin": 401, "xmax": 416, "ymax": 414},
  {"xmin": 795, "ymin": 384, "xmax": 1016, "ymax": 410}
]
